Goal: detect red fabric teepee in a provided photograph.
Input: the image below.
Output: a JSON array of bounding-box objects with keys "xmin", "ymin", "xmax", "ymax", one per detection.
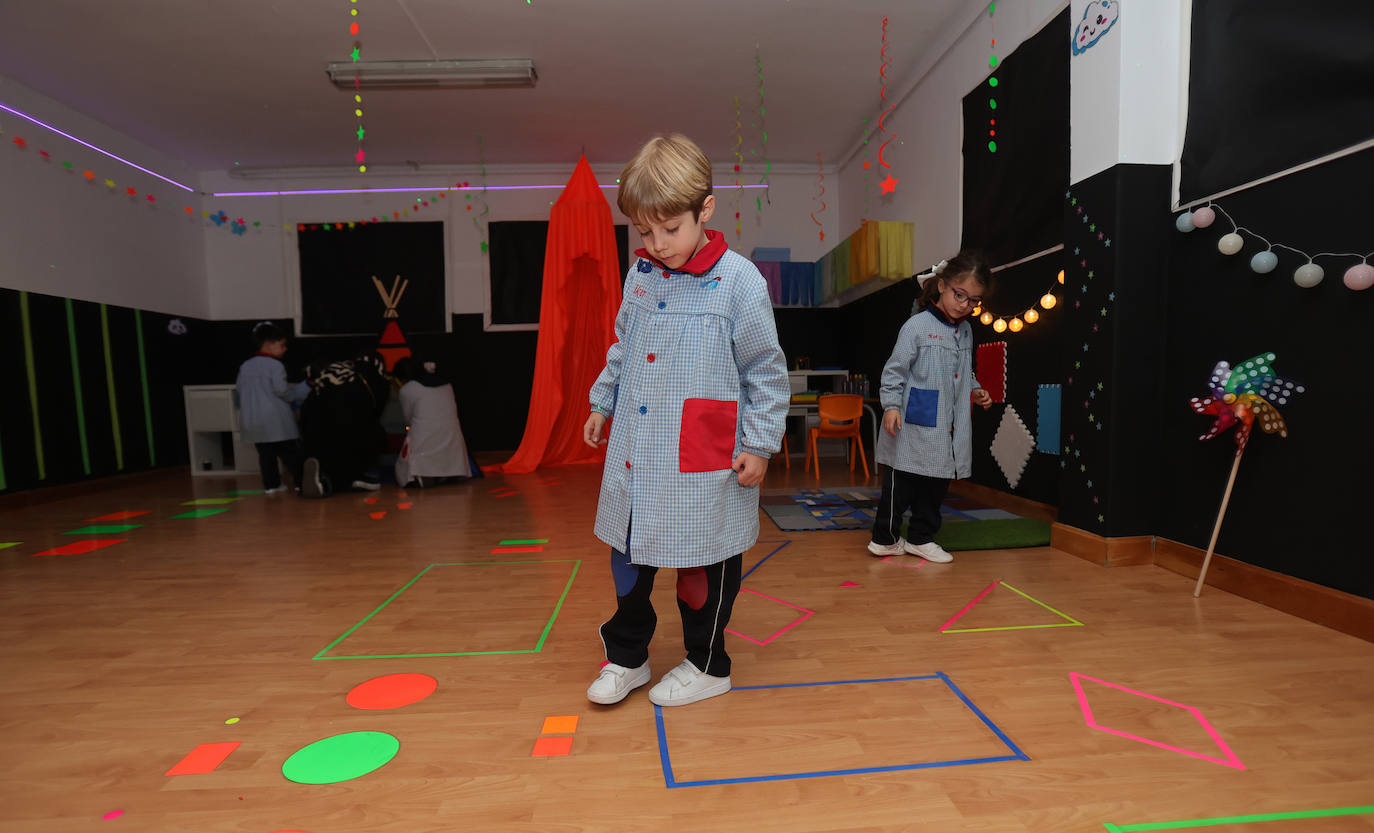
[{"xmin": 492, "ymin": 156, "xmax": 622, "ymax": 473}]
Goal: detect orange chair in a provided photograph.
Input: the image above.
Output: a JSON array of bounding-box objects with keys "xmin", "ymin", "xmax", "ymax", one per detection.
[{"xmin": 805, "ymin": 394, "xmax": 870, "ymax": 479}]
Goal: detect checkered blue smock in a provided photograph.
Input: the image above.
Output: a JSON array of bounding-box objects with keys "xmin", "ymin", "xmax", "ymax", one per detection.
[
  {"xmin": 875, "ymin": 308, "xmax": 981, "ymax": 480},
  {"xmin": 589, "ymin": 232, "xmax": 789, "ymax": 568}
]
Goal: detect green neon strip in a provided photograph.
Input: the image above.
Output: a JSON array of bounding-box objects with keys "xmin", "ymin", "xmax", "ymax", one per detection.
[
  {"xmin": 19, "ymin": 292, "xmax": 45, "ymax": 480},
  {"xmin": 499, "ymin": 538, "xmax": 549, "ymax": 545},
  {"xmin": 1103, "ymin": 804, "xmax": 1374, "ymax": 831},
  {"xmin": 134, "ymin": 309, "xmax": 155, "ymax": 466},
  {"xmin": 99, "ymin": 304, "xmax": 124, "ymax": 470},
  {"xmin": 64, "ymin": 524, "xmax": 142, "ymax": 534},
  {"xmin": 943, "ymin": 622, "xmax": 1084, "ymax": 634},
  {"xmin": 315, "ymin": 560, "xmax": 582, "ymax": 660},
  {"xmin": 533, "ymin": 559, "xmax": 580, "ymax": 651},
  {"xmin": 170, "ymin": 508, "xmax": 230, "ymax": 519},
  {"xmin": 64, "ymin": 299, "xmax": 92, "ymax": 475},
  {"xmin": 0, "ymin": 543, "xmax": 22, "ymax": 550},
  {"xmin": 314, "ymin": 565, "xmax": 437, "ymax": 659},
  {"xmin": 999, "ymin": 581, "xmax": 1085, "ymax": 625}
]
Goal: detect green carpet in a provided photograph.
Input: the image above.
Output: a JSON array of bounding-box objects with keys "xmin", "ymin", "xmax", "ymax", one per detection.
[{"xmin": 902, "ymin": 518, "xmax": 1052, "ymax": 551}]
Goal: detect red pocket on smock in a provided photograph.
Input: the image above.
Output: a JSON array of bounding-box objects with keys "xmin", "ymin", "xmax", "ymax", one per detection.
[{"xmin": 679, "ymin": 398, "xmax": 738, "ymax": 472}]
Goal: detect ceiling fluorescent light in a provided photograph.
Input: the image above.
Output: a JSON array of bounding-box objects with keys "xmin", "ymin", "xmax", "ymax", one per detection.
[{"xmin": 327, "ymin": 59, "xmax": 537, "ymax": 89}]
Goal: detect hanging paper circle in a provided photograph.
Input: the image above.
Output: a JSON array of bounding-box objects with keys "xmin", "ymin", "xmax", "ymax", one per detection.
[
  {"xmin": 979, "ymin": 311, "xmax": 994, "ymax": 325},
  {"xmin": 1040, "ymin": 292, "xmax": 1057, "ymax": 310},
  {"xmin": 970, "ymin": 306, "xmax": 982, "ymax": 317},
  {"xmin": 1008, "ymin": 317, "xmax": 1024, "ymax": 332},
  {"xmin": 1057, "ymin": 269, "xmax": 1065, "ymax": 284},
  {"xmin": 1293, "ymin": 262, "xmax": 1324, "ymax": 288},
  {"xmin": 1343, "ymin": 262, "xmax": 1374, "ymax": 291},
  {"xmin": 1217, "ymin": 233, "xmax": 1244, "ymax": 255},
  {"xmin": 1249, "ymin": 251, "xmax": 1278, "ymax": 274},
  {"xmin": 992, "ymin": 318, "xmax": 1008, "ymax": 333},
  {"xmin": 1174, "ymin": 212, "xmax": 1195, "ymax": 232},
  {"xmin": 1191, "ymin": 206, "xmax": 1216, "ymax": 228},
  {"xmin": 1024, "ymin": 308, "xmax": 1040, "ymax": 323}
]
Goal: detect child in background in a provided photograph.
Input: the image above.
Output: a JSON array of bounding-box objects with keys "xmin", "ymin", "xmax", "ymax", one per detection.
[
  {"xmin": 582, "ymin": 134, "xmax": 789, "ymax": 708},
  {"xmin": 869, "ymin": 252, "xmax": 994, "ymax": 562},
  {"xmin": 392, "ymin": 356, "xmax": 472, "ymax": 488},
  {"xmin": 235, "ymin": 322, "xmax": 309, "ymax": 494}
]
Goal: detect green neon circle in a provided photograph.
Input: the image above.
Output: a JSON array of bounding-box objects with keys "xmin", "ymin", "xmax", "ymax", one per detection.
[
  {"xmin": 989, "ymin": 77, "xmax": 999, "ymax": 87},
  {"xmin": 989, "ymin": 55, "xmax": 999, "ymax": 68},
  {"xmin": 988, "ymin": 141, "xmax": 998, "ymax": 153},
  {"xmin": 281, "ymin": 731, "xmax": 399, "ymax": 784},
  {"xmin": 989, "ymin": 99, "xmax": 998, "ymax": 109}
]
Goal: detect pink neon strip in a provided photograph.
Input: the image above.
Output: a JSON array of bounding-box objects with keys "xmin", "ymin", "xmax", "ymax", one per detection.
[
  {"xmin": 725, "ymin": 588, "xmax": 815, "ymax": 646},
  {"xmin": 0, "ymin": 101, "xmax": 195, "ymax": 192},
  {"xmin": 1069, "ymin": 672, "xmax": 1246, "ymax": 770},
  {"xmin": 212, "ymin": 183, "xmax": 769, "ymax": 197},
  {"xmin": 937, "ymin": 580, "xmax": 999, "ymax": 632}
]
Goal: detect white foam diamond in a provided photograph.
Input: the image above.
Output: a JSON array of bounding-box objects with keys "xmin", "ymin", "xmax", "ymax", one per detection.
[{"xmin": 990, "ymin": 405, "xmax": 1035, "ymax": 489}]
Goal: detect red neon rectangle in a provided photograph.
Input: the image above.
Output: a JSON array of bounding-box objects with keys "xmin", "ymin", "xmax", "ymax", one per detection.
[
  {"xmin": 85, "ymin": 510, "xmax": 151, "ymax": 522},
  {"xmin": 34, "ymin": 539, "xmax": 127, "ymax": 556},
  {"xmin": 164, "ymin": 741, "xmax": 241, "ymax": 776}
]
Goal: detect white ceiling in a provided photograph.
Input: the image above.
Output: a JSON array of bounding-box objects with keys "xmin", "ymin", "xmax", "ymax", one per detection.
[{"xmin": 0, "ymin": 0, "xmax": 972, "ymax": 173}]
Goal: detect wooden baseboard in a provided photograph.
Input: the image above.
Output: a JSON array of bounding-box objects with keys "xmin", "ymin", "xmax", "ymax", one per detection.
[
  {"xmin": 1153, "ymin": 537, "xmax": 1374, "ymax": 643},
  {"xmin": 1050, "ymin": 523, "xmax": 1154, "ymax": 567},
  {"xmin": 951, "ymin": 479, "xmax": 1058, "ymax": 523}
]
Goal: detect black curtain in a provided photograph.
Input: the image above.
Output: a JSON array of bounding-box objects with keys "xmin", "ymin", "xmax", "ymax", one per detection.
[
  {"xmin": 298, "ymin": 221, "xmax": 446, "ymax": 335},
  {"xmin": 1179, "ymin": 0, "xmax": 1374, "ymax": 203},
  {"xmin": 961, "ymin": 7, "xmax": 1070, "ymax": 266}
]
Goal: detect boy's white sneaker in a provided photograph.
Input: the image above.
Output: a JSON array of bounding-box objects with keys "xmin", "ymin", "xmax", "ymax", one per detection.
[
  {"xmin": 867, "ymin": 538, "xmax": 907, "ymax": 557},
  {"xmin": 648, "ymin": 660, "xmax": 731, "ymax": 707},
  {"xmin": 264, "ymin": 485, "xmax": 289, "ymax": 495},
  {"xmin": 586, "ymin": 661, "xmax": 651, "ymax": 705},
  {"xmin": 905, "ymin": 540, "xmax": 954, "ymax": 563}
]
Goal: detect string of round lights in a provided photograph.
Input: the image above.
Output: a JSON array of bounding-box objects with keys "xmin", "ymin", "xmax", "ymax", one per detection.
[
  {"xmin": 1175, "ymin": 202, "xmax": 1373, "ymax": 291},
  {"xmin": 971, "ymin": 268, "xmax": 1063, "ymax": 334}
]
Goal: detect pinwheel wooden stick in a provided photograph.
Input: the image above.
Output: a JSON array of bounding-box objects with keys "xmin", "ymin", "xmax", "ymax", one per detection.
[{"xmin": 1188, "ymin": 352, "xmax": 1304, "ymax": 597}]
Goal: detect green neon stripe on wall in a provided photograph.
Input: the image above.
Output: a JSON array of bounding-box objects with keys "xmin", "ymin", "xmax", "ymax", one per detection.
[
  {"xmin": 134, "ymin": 309, "xmax": 155, "ymax": 466},
  {"xmin": 99, "ymin": 304, "xmax": 124, "ymax": 470},
  {"xmin": 19, "ymin": 292, "xmax": 46, "ymax": 480},
  {"xmin": 64, "ymin": 299, "xmax": 92, "ymax": 475}
]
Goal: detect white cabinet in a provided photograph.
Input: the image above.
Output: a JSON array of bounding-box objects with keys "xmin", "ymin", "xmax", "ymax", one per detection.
[{"xmin": 183, "ymin": 385, "xmax": 259, "ymax": 475}]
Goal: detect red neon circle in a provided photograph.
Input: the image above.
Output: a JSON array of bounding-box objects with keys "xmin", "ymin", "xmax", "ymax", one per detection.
[{"xmin": 345, "ymin": 673, "xmax": 438, "ymax": 710}]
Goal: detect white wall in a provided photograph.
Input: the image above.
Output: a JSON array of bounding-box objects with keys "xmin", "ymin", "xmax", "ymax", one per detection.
[
  {"xmin": 0, "ymin": 75, "xmax": 208, "ymax": 317},
  {"xmin": 1071, "ymin": 0, "xmax": 1184, "ymax": 184},
  {"xmin": 200, "ymin": 164, "xmax": 833, "ymax": 323},
  {"xmin": 834, "ymin": 0, "xmax": 1070, "ymax": 275}
]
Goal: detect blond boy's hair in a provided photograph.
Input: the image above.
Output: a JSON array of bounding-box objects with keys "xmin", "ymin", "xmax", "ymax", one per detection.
[{"xmin": 617, "ymin": 134, "xmax": 713, "ymax": 223}]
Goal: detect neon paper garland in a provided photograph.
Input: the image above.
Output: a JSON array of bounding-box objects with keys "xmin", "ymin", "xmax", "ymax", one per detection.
[
  {"xmin": 753, "ymin": 48, "xmax": 770, "ymax": 212},
  {"xmin": 733, "ymin": 95, "xmax": 743, "ymax": 241},
  {"xmin": 349, "ymin": 0, "xmax": 366, "ymax": 172},
  {"xmin": 877, "ymin": 17, "xmax": 899, "ymax": 194},
  {"xmin": 987, "ymin": 1, "xmax": 999, "ymax": 153},
  {"xmin": 810, "ymin": 152, "xmax": 826, "ymax": 243}
]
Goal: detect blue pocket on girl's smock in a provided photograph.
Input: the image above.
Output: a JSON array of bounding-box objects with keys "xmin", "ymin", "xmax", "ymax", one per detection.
[{"xmin": 905, "ymin": 388, "xmax": 939, "ymax": 427}]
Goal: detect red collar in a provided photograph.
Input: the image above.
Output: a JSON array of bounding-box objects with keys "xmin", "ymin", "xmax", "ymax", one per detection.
[{"xmin": 635, "ymin": 229, "xmax": 728, "ymax": 275}]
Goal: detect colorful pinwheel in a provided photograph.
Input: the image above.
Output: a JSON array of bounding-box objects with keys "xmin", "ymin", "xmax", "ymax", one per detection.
[
  {"xmin": 1189, "ymin": 352, "xmax": 1303, "ymax": 450},
  {"xmin": 1188, "ymin": 352, "xmax": 1304, "ymax": 597}
]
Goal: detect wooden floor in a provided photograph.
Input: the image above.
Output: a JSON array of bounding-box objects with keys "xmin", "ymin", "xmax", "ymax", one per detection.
[{"xmin": 3, "ymin": 461, "xmax": 1373, "ymax": 833}]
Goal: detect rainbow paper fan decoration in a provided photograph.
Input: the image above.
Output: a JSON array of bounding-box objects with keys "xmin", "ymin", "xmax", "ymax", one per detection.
[
  {"xmin": 1189, "ymin": 352, "xmax": 1303, "ymax": 450},
  {"xmin": 1187, "ymin": 351, "xmax": 1304, "ymax": 597}
]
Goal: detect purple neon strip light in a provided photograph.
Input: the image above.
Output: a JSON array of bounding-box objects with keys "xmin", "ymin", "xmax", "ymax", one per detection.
[
  {"xmin": 213, "ymin": 183, "xmax": 769, "ymax": 197},
  {"xmin": 0, "ymin": 100, "xmax": 195, "ymax": 193}
]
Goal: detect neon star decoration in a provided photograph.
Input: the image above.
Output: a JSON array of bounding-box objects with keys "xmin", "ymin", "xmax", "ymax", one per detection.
[{"xmin": 879, "ymin": 174, "xmax": 899, "ymax": 195}]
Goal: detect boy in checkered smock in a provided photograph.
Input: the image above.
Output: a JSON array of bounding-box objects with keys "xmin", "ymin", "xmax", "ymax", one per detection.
[
  {"xmin": 582, "ymin": 134, "xmax": 789, "ymax": 708},
  {"xmin": 869, "ymin": 252, "xmax": 995, "ymax": 563}
]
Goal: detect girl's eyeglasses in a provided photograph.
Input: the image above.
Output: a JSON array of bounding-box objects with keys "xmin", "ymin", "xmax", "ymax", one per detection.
[{"xmin": 950, "ymin": 287, "xmax": 983, "ymax": 307}]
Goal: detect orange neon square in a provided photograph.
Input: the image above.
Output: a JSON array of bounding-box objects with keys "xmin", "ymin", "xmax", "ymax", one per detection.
[{"xmin": 541, "ymin": 715, "xmax": 579, "ymax": 734}]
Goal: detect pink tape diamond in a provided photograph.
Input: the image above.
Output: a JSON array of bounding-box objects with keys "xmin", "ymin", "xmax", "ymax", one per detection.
[{"xmin": 1070, "ymin": 672, "xmax": 1245, "ymax": 769}]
